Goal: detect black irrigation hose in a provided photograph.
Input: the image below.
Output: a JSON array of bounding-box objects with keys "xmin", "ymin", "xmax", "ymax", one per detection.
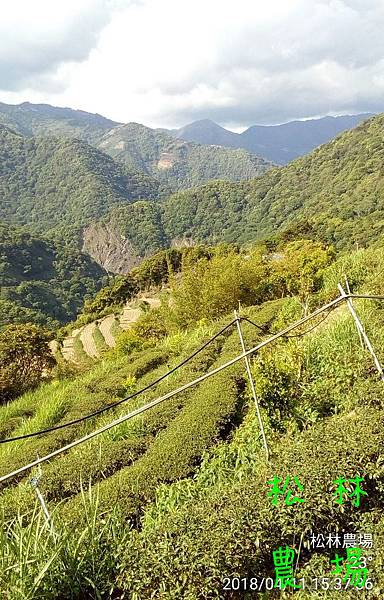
[
  {"xmin": 240, "ymin": 306, "xmax": 336, "ymax": 339},
  {"xmin": 0, "ymin": 319, "xmax": 237, "ymax": 444},
  {"xmin": 239, "ymin": 316, "xmax": 270, "ymax": 334}
]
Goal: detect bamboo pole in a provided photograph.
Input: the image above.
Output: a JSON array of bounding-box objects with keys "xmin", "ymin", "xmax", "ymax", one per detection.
[
  {"xmin": 345, "ymin": 277, "xmax": 364, "ymax": 349},
  {"xmin": 30, "ymin": 468, "xmax": 55, "ymax": 536}
]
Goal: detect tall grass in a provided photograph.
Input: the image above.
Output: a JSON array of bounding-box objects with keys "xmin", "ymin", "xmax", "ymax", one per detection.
[{"xmin": 0, "ymin": 485, "xmax": 129, "ymax": 600}]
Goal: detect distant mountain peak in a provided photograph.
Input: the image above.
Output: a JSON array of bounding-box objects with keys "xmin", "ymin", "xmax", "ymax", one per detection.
[{"xmin": 173, "ymin": 113, "xmax": 376, "ymax": 164}]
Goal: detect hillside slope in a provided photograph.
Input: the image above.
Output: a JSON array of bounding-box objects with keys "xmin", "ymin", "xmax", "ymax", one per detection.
[
  {"xmin": 97, "ymin": 122, "xmax": 272, "ymax": 190},
  {"xmin": 0, "ymin": 222, "xmax": 106, "ymax": 327},
  {"xmin": 0, "ymin": 125, "xmax": 163, "ymax": 242},
  {"xmin": 87, "ymin": 113, "xmax": 384, "ymax": 256},
  {"xmin": 163, "ymin": 113, "xmax": 384, "ymax": 249},
  {"xmin": 0, "ymin": 243, "xmax": 383, "ymax": 597},
  {"xmin": 0, "ymin": 103, "xmax": 273, "ymax": 191}
]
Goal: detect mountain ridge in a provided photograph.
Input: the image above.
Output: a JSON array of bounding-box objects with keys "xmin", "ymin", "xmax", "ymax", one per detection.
[
  {"xmin": 0, "ymin": 101, "xmax": 120, "ymax": 144},
  {"xmin": 86, "ymin": 112, "xmax": 384, "ymax": 265},
  {"xmin": 0, "ymin": 100, "xmax": 375, "ymax": 165},
  {"xmin": 172, "ymin": 113, "xmax": 375, "ymax": 164},
  {"xmin": 96, "ymin": 121, "xmax": 272, "ymax": 190}
]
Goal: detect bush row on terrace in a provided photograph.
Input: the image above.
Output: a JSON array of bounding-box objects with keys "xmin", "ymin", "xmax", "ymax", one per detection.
[{"xmin": 116, "ymin": 406, "xmax": 384, "ymax": 599}]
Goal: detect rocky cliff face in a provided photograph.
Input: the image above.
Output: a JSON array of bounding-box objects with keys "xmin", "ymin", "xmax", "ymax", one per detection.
[{"xmin": 82, "ymin": 222, "xmax": 142, "ymax": 274}]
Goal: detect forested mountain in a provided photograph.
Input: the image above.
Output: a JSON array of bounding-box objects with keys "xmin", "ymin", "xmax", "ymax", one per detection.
[
  {"xmin": 173, "ymin": 113, "xmax": 374, "ymax": 164},
  {"xmin": 0, "ymin": 222, "xmax": 106, "ymax": 327},
  {"xmin": 0, "ymin": 125, "xmax": 163, "ymax": 241},
  {"xmin": 162, "ymin": 113, "xmax": 384, "ymax": 248},
  {"xmin": 0, "ymin": 102, "xmax": 372, "ymax": 168},
  {"xmin": 86, "ymin": 112, "xmax": 384, "ymax": 267},
  {"xmin": 2, "ymin": 113, "xmax": 384, "ymax": 281},
  {"xmin": 0, "ymin": 101, "xmax": 119, "ymax": 144},
  {"xmin": 97, "ymin": 122, "xmax": 272, "ymax": 190}
]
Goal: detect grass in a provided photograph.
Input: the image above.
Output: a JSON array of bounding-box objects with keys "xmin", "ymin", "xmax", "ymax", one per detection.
[
  {"xmin": 92, "ymin": 325, "xmax": 109, "ymax": 356},
  {"xmin": 0, "ymin": 486, "xmax": 129, "ymax": 600},
  {"xmin": 109, "ymin": 317, "xmax": 123, "ymax": 341}
]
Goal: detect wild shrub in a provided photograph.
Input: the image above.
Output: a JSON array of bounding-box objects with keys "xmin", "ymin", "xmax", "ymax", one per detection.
[{"xmin": 0, "ymin": 324, "xmax": 55, "ymax": 403}]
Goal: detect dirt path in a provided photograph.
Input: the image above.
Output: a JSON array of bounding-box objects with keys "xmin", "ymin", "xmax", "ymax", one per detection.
[
  {"xmin": 80, "ymin": 322, "xmax": 98, "ymax": 358},
  {"xmin": 120, "ymin": 306, "xmax": 142, "ymax": 330}
]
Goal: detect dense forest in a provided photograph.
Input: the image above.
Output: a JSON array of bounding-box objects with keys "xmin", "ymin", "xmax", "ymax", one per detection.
[
  {"xmin": 84, "ymin": 113, "xmax": 384, "ymax": 268},
  {"xmin": 1, "ymin": 112, "xmax": 384, "ymax": 330},
  {"xmin": 0, "ymin": 222, "xmax": 106, "ymax": 327},
  {"xmin": 161, "ymin": 114, "xmax": 384, "ymax": 249},
  {"xmin": 2, "ymin": 114, "xmax": 384, "ymax": 281},
  {"xmin": 0, "ymin": 124, "xmax": 163, "ymax": 242}
]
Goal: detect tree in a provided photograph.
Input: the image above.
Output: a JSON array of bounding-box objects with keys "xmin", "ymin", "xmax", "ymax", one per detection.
[
  {"xmin": 166, "ymin": 249, "xmax": 271, "ymax": 329},
  {"xmin": 271, "ymin": 240, "xmax": 335, "ymax": 315},
  {"xmin": 0, "ymin": 324, "xmax": 56, "ymax": 403}
]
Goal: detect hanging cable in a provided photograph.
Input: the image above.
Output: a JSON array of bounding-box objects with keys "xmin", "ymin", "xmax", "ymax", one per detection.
[
  {"xmin": 0, "ymin": 292, "xmax": 352, "ymax": 485},
  {"xmin": 240, "ymin": 305, "xmax": 336, "ymax": 339},
  {"xmin": 0, "ymin": 319, "xmax": 236, "ymax": 444}
]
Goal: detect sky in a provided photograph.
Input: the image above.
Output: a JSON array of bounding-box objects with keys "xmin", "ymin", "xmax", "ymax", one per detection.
[{"xmin": 0, "ymin": 0, "xmax": 383, "ymax": 129}]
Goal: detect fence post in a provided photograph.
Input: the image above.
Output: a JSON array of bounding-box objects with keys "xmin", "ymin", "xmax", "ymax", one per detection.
[
  {"xmin": 345, "ymin": 277, "xmax": 364, "ymax": 349},
  {"xmin": 30, "ymin": 467, "xmax": 56, "ymax": 536},
  {"xmin": 338, "ymin": 283, "xmax": 384, "ymax": 381},
  {"xmin": 234, "ymin": 310, "xmax": 270, "ymax": 460}
]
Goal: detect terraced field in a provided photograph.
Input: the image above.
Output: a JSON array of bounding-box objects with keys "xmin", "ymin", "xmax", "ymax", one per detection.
[{"xmin": 57, "ymin": 296, "xmax": 161, "ymax": 362}]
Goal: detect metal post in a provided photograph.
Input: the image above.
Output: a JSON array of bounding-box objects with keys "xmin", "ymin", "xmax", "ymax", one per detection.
[
  {"xmin": 338, "ymin": 283, "xmax": 384, "ymax": 381},
  {"xmin": 345, "ymin": 277, "xmax": 364, "ymax": 349},
  {"xmin": 30, "ymin": 469, "xmax": 55, "ymax": 536},
  {"xmin": 234, "ymin": 310, "xmax": 270, "ymax": 461}
]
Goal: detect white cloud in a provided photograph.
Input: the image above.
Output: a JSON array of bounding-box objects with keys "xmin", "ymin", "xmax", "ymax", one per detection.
[
  {"xmin": 0, "ymin": 0, "xmax": 120, "ymax": 90},
  {"xmin": 0, "ymin": 0, "xmax": 383, "ymax": 126}
]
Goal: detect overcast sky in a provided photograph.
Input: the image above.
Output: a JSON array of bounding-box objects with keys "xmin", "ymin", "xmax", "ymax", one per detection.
[{"xmin": 0, "ymin": 0, "xmax": 383, "ymax": 129}]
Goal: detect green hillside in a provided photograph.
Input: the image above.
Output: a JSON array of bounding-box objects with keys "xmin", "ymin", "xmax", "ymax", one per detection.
[
  {"xmin": 84, "ymin": 113, "xmax": 384, "ymax": 267},
  {"xmin": 160, "ymin": 113, "xmax": 384, "ymax": 249},
  {"xmin": 0, "ymin": 102, "xmax": 119, "ymax": 144},
  {"xmin": 0, "ymin": 222, "xmax": 107, "ymax": 327},
  {"xmin": 97, "ymin": 122, "xmax": 272, "ymax": 190},
  {"xmin": 0, "ymin": 125, "xmax": 163, "ymax": 242},
  {"xmin": 0, "ymin": 241, "xmax": 383, "ymax": 598},
  {"xmin": 2, "ymin": 110, "xmax": 384, "ymax": 328},
  {"xmin": 3, "ymin": 112, "xmax": 383, "ymax": 281}
]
